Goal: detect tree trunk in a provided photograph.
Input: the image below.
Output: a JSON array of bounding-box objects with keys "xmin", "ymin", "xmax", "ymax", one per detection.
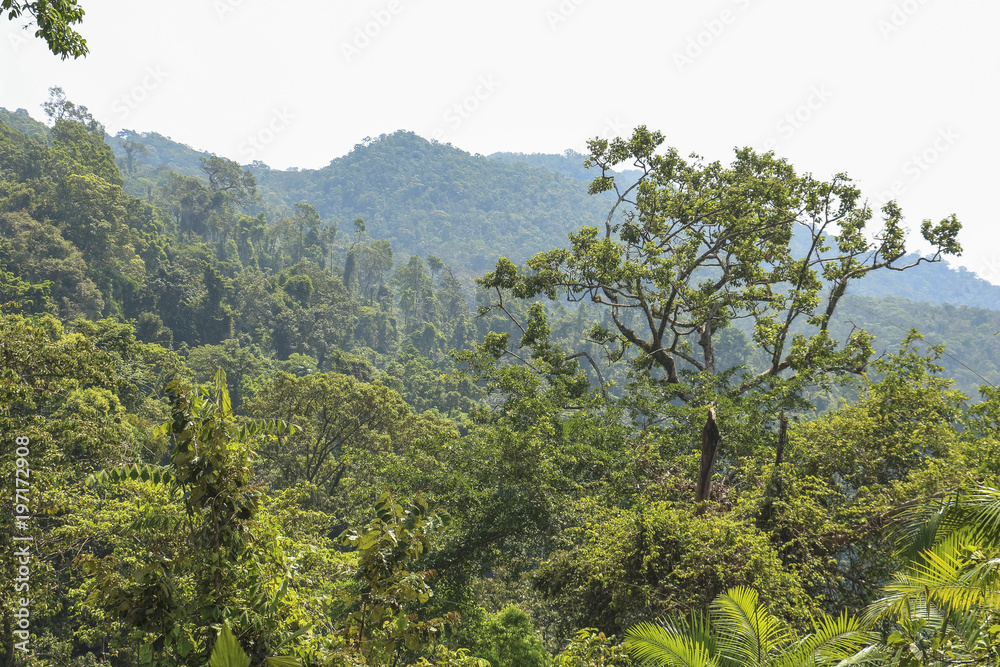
[
  {"xmin": 695, "ymin": 407, "xmax": 720, "ymax": 512},
  {"xmin": 758, "ymin": 411, "xmax": 789, "ymax": 529},
  {"xmin": 774, "ymin": 410, "xmax": 788, "ymax": 468}
]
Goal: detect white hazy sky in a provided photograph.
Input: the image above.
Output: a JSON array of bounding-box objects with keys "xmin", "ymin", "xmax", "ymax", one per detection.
[{"xmin": 3, "ymin": 0, "xmax": 999, "ymax": 286}]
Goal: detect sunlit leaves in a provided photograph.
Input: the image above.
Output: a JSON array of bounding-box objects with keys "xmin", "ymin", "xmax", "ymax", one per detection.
[{"xmin": 335, "ymin": 491, "xmax": 457, "ymax": 663}]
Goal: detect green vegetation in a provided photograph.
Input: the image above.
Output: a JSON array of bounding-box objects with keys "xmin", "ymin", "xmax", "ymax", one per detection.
[
  {"xmin": 2, "ymin": 0, "xmax": 88, "ymax": 59},
  {"xmin": 2, "ymin": 96, "xmax": 1000, "ymax": 667}
]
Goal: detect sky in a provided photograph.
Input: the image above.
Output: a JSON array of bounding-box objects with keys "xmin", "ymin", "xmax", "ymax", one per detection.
[{"xmin": 3, "ymin": 0, "xmax": 1000, "ymax": 285}]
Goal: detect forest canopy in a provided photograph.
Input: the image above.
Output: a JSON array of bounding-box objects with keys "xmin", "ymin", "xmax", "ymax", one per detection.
[{"xmin": 1, "ymin": 96, "xmax": 999, "ymax": 667}]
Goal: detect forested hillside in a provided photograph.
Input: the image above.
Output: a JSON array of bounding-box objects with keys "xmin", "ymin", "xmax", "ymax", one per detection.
[
  {"xmin": 96, "ymin": 117, "xmax": 1000, "ymax": 312},
  {"xmin": 97, "ymin": 108, "xmax": 1000, "ymax": 396},
  {"xmin": 2, "ymin": 95, "xmax": 1000, "ymax": 667}
]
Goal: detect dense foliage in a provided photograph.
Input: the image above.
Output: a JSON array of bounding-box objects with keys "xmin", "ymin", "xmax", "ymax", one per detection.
[{"xmin": 2, "ymin": 97, "xmax": 1000, "ymax": 667}]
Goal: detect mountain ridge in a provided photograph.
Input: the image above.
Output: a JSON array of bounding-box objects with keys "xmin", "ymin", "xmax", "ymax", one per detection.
[{"xmin": 6, "ymin": 105, "xmax": 994, "ymax": 311}]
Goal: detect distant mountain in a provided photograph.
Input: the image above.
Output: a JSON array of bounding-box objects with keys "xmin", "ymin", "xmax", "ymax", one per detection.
[
  {"xmin": 827, "ymin": 294, "xmax": 1000, "ymax": 399},
  {"xmin": 0, "ymin": 107, "xmax": 48, "ymax": 137},
  {"xmin": 112, "ymin": 129, "xmax": 211, "ymax": 182},
  {"xmin": 249, "ymin": 131, "xmax": 610, "ymax": 273},
  {"xmin": 849, "ymin": 256, "xmax": 1000, "ymax": 311},
  {"xmin": 22, "ymin": 109, "xmax": 988, "ymax": 312},
  {"xmin": 490, "ymin": 149, "xmax": 646, "ymax": 186}
]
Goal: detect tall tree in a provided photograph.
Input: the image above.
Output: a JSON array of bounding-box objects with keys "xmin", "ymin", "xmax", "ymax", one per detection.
[
  {"xmin": 43, "ymin": 86, "xmax": 101, "ymax": 132},
  {"xmin": 478, "ymin": 126, "xmax": 963, "ymax": 494},
  {"xmin": 200, "ymin": 155, "xmax": 259, "ymax": 210}
]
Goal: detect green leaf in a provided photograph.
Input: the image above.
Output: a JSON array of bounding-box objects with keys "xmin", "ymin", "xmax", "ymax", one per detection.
[
  {"xmin": 208, "ymin": 621, "xmax": 251, "ymax": 667},
  {"xmin": 266, "ymin": 658, "xmax": 301, "ymax": 667},
  {"xmin": 177, "ymin": 635, "xmax": 192, "ymax": 658}
]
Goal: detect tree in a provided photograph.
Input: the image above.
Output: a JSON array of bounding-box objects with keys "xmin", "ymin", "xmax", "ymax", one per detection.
[
  {"xmin": 359, "ymin": 239, "xmax": 394, "ymax": 304},
  {"xmin": 478, "ymin": 126, "xmax": 962, "ymax": 496},
  {"xmin": 427, "ymin": 255, "xmax": 445, "ymax": 284},
  {"xmin": 235, "ymin": 213, "xmax": 267, "ymax": 268},
  {"xmin": 335, "ymin": 491, "xmax": 459, "ymax": 665},
  {"xmin": 276, "ymin": 202, "xmax": 321, "ymax": 265},
  {"xmin": 393, "ymin": 255, "xmax": 434, "ymax": 331},
  {"xmin": 472, "ymin": 606, "xmax": 550, "ymax": 667},
  {"xmin": 246, "ymin": 371, "xmax": 440, "ymax": 518},
  {"xmin": 2, "ymin": 1, "xmax": 88, "ymax": 58},
  {"xmin": 43, "ymin": 86, "xmax": 101, "ymax": 131},
  {"xmin": 484, "ymin": 126, "xmax": 961, "ymax": 393},
  {"xmin": 162, "ymin": 172, "xmax": 215, "ymax": 238},
  {"xmin": 200, "ymin": 155, "xmax": 259, "ymax": 209},
  {"xmin": 83, "ymin": 371, "xmax": 304, "ymax": 667},
  {"xmin": 553, "ymin": 629, "xmax": 632, "ymax": 667},
  {"xmin": 117, "ymin": 130, "xmax": 149, "ymax": 175},
  {"xmin": 533, "ymin": 500, "xmax": 809, "ymax": 636}
]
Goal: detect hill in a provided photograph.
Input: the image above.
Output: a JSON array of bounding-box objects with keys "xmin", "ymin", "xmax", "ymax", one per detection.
[
  {"xmin": 249, "ymin": 131, "xmax": 610, "ymax": 273},
  {"xmin": 86, "ymin": 115, "xmax": 1000, "ymax": 311}
]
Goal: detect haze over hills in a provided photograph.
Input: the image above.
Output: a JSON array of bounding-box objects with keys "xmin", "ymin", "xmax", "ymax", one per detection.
[
  {"xmin": 2, "ymin": 104, "xmax": 997, "ymax": 399},
  {"xmin": 248, "ymin": 132, "xmax": 612, "ymax": 273},
  {"xmin": 112, "ymin": 119, "xmax": 1000, "ymax": 394},
  {"xmin": 5, "ymin": 103, "xmax": 998, "ymax": 313},
  {"xmin": 73, "ymin": 113, "xmax": 999, "ymax": 311},
  {"xmin": 123, "ymin": 123, "xmax": 1000, "ymax": 309}
]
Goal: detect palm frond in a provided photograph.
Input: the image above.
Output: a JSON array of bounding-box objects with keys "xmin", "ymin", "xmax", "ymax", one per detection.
[
  {"xmin": 866, "ymin": 533, "xmax": 1000, "ymax": 623},
  {"xmin": 946, "ymin": 607, "xmax": 994, "ymax": 656},
  {"xmin": 954, "ymin": 485, "xmax": 1000, "ymax": 548},
  {"xmin": 625, "ymin": 617, "xmax": 718, "ymax": 667},
  {"xmin": 897, "ymin": 485, "xmax": 1000, "ymax": 558},
  {"xmin": 829, "ymin": 643, "xmax": 886, "ymax": 667},
  {"xmin": 711, "ymin": 587, "xmax": 790, "ymax": 667},
  {"xmin": 774, "ymin": 611, "xmax": 877, "ymax": 667}
]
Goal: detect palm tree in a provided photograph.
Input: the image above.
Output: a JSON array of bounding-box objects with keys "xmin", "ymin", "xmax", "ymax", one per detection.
[
  {"xmin": 864, "ymin": 484, "xmax": 1000, "ymax": 666},
  {"xmin": 624, "ymin": 587, "xmax": 875, "ymax": 667}
]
